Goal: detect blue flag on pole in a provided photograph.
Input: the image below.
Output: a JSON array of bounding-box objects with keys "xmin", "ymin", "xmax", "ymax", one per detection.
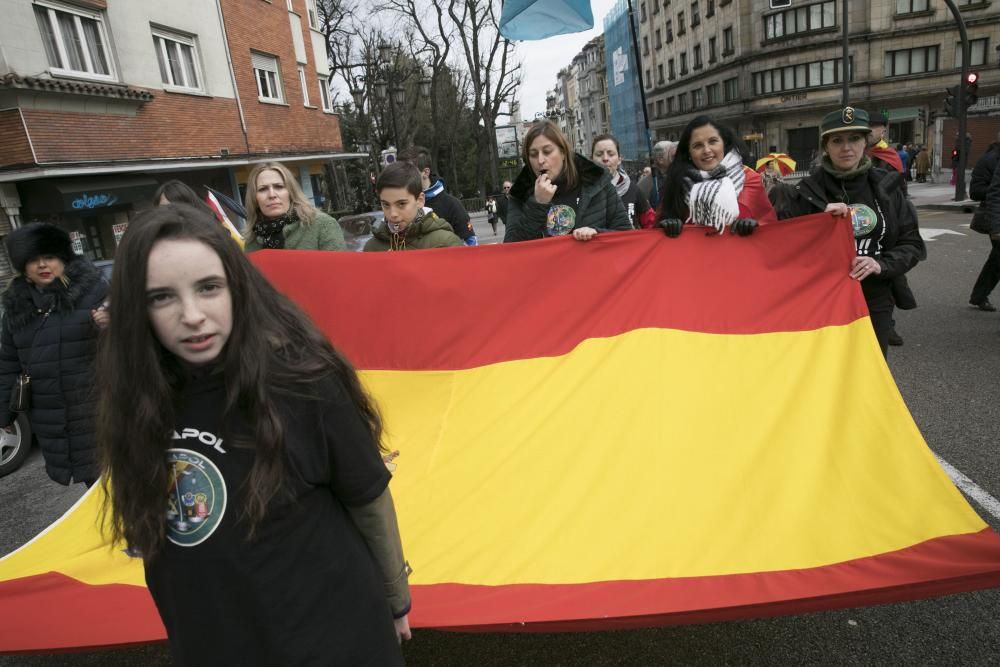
[{"xmin": 499, "ymin": 0, "xmax": 594, "ymax": 40}]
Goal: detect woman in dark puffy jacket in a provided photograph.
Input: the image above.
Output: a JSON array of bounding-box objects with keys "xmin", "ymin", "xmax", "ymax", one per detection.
[
  {"xmin": 0, "ymin": 223, "xmax": 108, "ymax": 485},
  {"xmin": 503, "ymin": 121, "xmax": 631, "ymax": 243}
]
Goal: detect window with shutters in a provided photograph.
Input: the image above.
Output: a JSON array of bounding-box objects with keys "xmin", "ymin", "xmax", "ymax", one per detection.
[
  {"xmin": 252, "ymin": 51, "xmax": 284, "ymax": 102},
  {"xmin": 152, "ymin": 28, "xmax": 203, "ymax": 92},
  {"xmin": 34, "ymin": 0, "xmax": 116, "ymax": 81}
]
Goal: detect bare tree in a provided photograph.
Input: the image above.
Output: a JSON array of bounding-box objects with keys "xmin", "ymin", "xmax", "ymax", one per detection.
[{"xmin": 382, "ymin": 0, "xmax": 521, "ymax": 193}]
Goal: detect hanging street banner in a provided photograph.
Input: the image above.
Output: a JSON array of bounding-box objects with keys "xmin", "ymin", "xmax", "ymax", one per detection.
[{"xmin": 2, "ymin": 214, "xmax": 1000, "ymax": 652}]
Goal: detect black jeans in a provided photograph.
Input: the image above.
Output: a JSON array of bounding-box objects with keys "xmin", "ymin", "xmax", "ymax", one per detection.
[
  {"xmin": 969, "ymin": 238, "xmax": 1000, "ymax": 305},
  {"xmin": 870, "ymin": 307, "xmax": 894, "ymax": 359}
]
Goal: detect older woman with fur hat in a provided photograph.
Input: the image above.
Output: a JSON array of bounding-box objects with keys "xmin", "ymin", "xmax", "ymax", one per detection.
[
  {"xmin": 0, "ymin": 223, "xmax": 109, "ymax": 485},
  {"xmin": 773, "ymin": 107, "xmax": 926, "ymax": 358}
]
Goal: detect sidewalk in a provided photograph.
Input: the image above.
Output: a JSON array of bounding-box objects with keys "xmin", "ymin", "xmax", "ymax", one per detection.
[{"xmin": 907, "ymin": 179, "xmax": 977, "ymax": 212}]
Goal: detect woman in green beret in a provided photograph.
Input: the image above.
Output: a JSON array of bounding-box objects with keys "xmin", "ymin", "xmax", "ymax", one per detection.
[{"xmin": 774, "ymin": 107, "xmax": 926, "ymax": 358}]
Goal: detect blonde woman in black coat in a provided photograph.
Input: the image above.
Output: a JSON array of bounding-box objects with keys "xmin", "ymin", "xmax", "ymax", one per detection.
[{"xmin": 0, "ymin": 224, "xmax": 108, "ymax": 485}]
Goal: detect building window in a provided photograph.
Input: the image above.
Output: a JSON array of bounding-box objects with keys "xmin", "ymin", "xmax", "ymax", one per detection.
[
  {"xmin": 709, "ymin": 36, "xmax": 717, "ymax": 62},
  {"xmin": 654, "ymin": 0, "xmax": 661, "ymax": 13},
  {"xmin": 884, "ymin": 45, "xmax": 939, "ymax": 76},
  {"xmin": 691, "ymin": 1, "xmax": 701, "ymax": 26},
  {"xmin": 666, "ymin": 19, "xmax": 674, "ymax": 42},
  {"xmin": 657, "ymin": 63, "xmax": 665, "ymax": 84},
  {"xmin": 753, "ymin": 57, "xmax": 852, "ymax": 94},
  {"xmin": 765, "ymin": 1, "xmax": 836, "ymax": 40},
  {"xmin": 692, "ymin": 88, "xmax": 704, "ymax": 106},
  {"xmin": 645, "ymin": 68, "xmax": 652, "ymax": 88},
  {"xmin": 666, "ymin": 96, "xmax": 675, "ymax": 112},
  {"xmin": 656, "ymin": 99, "xmax": 665, "ymax": 116},
  {"xmin": 694, "ymin": 44, "xmax": 703, "ymax": 69},
  {"xmin": 641, "ymin": 1, "xmax": 648, "ymax": 21},
  {"xmin": 655, "ymin": 29, "xmax": 662, "ymax": 48},
  {"xmin": 318, "ymin": 76, "xmax": 333, "ymax": 111},
  {"xmin": 680, "ymin": 51, "xmax": 688, "ymax": 74},
  {"xmin": 724, "ymin": 76, "xmax": 739, "ymax": 101},
  {"xmin": 706, "ymin": 83, "xmax": 720, "ymax": 104},
  {"xmin": 647, "ymin": 102, "xmax": 654, "ymax": 119},
  {"xmin": 306, "ymin": 0, "xmax": 320, "ymax": 28},
  {"xmin": 895, "ymin": 0, "xmax": 929, "ymax": 13},
  {"xmin": 252, "ymin": 51, "xmax": 284, "ymax": 102},
  {"xmin": 707, "ymin": 0, "xmax": 715, "ymax": 16},
  {"xmin": 152, "ymin": 29, "xmax": 202, "ymax": 92},
  {"xmin": 955, "ymin": 38, "xmax": 988, "ymax": 67},
  {"xmin": 723, "ymin": 26, "xmax": 734, "ymax": 54},
  {"xmin": 678, "ymin": 92, "xmax": 688, "ymax": 112},
  {"xmin": 298, "ymin": 66, "xmax": 310, "ymax": 105},
  {"xmin": 34, "ymin": 1, "xmax": 115, "ymax": 80},
  {"xmin": 643, "ymin": 36, "xmax": 650, "ymax": 55},
  {"xmin": 669, "ymin": 58, "xmax": 676, "ymax": 79},
  {"xmin": 678, "ymin": 11, "xmax": 686, "ymax": 34}
]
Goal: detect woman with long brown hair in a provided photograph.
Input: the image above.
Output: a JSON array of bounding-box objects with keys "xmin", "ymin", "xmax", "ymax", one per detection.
[
  {"xmin": 243, "ymin": 161, "xmax": 346, "ymax": 251},
  {"xmin": 503, "ymin": 121, "xmax": 631, "ymax": 242},
  {"xmin": 97, "ymin": 204, "xmax": 410, "ymax": 663}
]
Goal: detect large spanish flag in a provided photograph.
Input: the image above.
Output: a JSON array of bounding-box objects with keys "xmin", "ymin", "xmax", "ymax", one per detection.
[{"xmin": 2, "ymin": 213, "xmax": 1000, "ymax": 653}]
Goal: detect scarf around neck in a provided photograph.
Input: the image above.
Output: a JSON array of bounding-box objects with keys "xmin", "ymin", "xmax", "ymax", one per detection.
[
  {"xmin": 821, "ymin": 155, "xmax": 873, "ymax": 181},
  {"xmin": 424, "ymin": 180, "xmax": 445, "ymax": 201},
  {"xmin": 614, "ymin": 169, "xmax": 631, "ymax": 198},
  {"xmin": 683, "ymin": 150, "xmax": 746, "ymax": 234},
  {"xmin": 254, "ymin": 209, "xmax": 298, "ymax": 249}
]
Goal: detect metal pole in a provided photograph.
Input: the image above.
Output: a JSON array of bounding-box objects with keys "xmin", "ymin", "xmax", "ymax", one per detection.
[
  {"xmin": 941, "ymin": 0, "xmax": 970, "ymax": 200},
  {"xmin": 626, "ymin": 0, "xmax": 656, "ymax": 195},
  {"xmin": 841, "ymin": 0, "xmax": 849, "ymax": 105}
]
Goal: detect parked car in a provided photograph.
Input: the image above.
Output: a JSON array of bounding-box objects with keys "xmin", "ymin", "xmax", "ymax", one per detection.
[
  {"xmin": 0, "ymin": 413, "xmax": 33, "ymax": 478},
  {"xmin": 338, "ymin": 211, "xmax": 380, "ymax": 252}
]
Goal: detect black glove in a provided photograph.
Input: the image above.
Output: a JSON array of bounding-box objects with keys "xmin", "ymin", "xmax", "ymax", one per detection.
[
  {"xmin": 656, "ymin": 218, "xmax": 684, "ymax": 238},
  {"xmin": 732, "ymin": 218, "xmax": 758, "ymax": 236}
]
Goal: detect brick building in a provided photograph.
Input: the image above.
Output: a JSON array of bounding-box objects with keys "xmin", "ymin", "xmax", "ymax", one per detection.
[
  {"xmin": 633, "ymin": 0, "xmax": 1000, "ymax": 171},
  {"xmin": 0, "ymin": 0, "xmax": 355, "ymax": 277}
]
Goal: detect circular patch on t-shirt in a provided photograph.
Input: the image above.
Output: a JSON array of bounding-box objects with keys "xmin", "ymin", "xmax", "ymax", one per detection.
[
  {"xmin": 849, "ymin": 204, "xmax": 879, "ymax": 238},
  {"xmin": 164, "ymin": 449, "xmax": 227, "ymax": 547},
  {"xmin": 546, "ymin": 204, "xmax": 576, "ymax": 236}
]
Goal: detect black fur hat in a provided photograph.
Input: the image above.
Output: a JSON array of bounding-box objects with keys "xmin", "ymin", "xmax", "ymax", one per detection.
[{"xmin": 5, "ymin": 223, "xmax": 76, "ymax": 274}]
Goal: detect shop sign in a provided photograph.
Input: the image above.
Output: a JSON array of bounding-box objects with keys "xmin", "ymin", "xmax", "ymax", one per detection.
[
  {"xmin": 781, "ymin": 93, "xmax": 807, "ymax": 103},
  {"xmin": 71, "ymin": 193, "xmax": 119, "ymax": 210},
  {"xmin": 69, "ymin": 231, "xmax": 84, "ymax": 255},
  {"xmin": 113, "ymin": 222, "xmax": 129, "ymax": 246}
]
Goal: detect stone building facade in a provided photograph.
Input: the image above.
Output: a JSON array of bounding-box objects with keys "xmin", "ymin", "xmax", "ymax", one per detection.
[{"xmin": 634, "ymin": 0, "xmax": 999, "ymax": 169}]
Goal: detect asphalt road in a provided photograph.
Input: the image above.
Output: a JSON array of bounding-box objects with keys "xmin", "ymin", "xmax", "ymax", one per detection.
[{"xmin": 1, "ymin": 207, "xmax": 998, "ymax": 665}]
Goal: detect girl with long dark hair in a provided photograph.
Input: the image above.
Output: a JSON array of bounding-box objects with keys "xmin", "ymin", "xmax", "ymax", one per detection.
[
  {"xmin": 656, "ymin": 116, "xmax": 776, "ymax": 238},
  {"xmin": 98, "ymin": 204, "xmax": 410, "ymax": 664},
  {"xmin": 591, "ymin": 133, "xmax": 654, "ymax": 229}
]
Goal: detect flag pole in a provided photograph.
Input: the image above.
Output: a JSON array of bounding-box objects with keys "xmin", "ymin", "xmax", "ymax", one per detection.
[{"xmin": 625, "ymin": 0, "xmax": 655, "ymax": 191}]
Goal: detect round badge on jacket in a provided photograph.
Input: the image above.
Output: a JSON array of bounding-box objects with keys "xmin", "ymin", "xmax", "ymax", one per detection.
[
  {"xmin": 546, "ymin": 204, "xmax": 576, "ymax": 236},
  {"xmin": 849, "ymin": 204, "xmax": 879, "ymax": 237}
]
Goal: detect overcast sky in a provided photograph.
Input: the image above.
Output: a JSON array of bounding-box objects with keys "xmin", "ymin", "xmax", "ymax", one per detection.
[{"xmin": 510, "ymin": 0, "xmax": 621, "ymax": 121}]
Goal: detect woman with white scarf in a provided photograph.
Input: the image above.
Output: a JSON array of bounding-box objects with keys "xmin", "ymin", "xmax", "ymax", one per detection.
[
  {"xmin": 592, "ymin": 134, "xmax": 654, "ymax": 229},
  {"xmin": 656, "ymin": 116, "xmax": 776, "ymax": 238}
]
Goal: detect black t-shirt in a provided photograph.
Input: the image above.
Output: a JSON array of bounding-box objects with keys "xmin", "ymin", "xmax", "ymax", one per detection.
[{"xmin": 144, "ymin": 372, "xmax": 402, "ymax": 666}]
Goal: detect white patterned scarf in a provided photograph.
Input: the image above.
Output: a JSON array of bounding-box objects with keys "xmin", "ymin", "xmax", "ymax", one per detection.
[{"xmin": 683, "ymin": 150, "xmax": 746, "ymax": 234}]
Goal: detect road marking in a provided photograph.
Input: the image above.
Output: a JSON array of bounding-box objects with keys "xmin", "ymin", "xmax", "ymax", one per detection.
[
  {"xmin": 920, "ymin": 228, "xmax": 966, "ymax": 241},
  {"xmin": 936, "ymin": 454, "xmax": 1000, "ymax": 520}
]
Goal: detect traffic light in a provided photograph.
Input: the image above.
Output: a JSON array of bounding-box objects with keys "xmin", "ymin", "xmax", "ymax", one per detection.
[
  {"xmin": 964, "ymin": 71, "xmax": 980, "ymax": 108},
  {"xmin": 944, "ymin": 85, "xmax": 960, "ymax": 117}
]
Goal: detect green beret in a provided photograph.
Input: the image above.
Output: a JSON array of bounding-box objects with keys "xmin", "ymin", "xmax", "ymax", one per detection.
[{"xmin": 820, "ymin": 107, "xmax": 871, "ymax": 138}]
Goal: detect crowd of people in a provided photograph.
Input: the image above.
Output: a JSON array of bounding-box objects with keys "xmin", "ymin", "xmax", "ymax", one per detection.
[{"xmin": 5, "ymin": 106, "xmax": 1000, "ymax": 664}]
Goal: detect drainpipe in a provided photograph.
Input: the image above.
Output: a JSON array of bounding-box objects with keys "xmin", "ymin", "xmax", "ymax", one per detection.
[{"xmin": 215, "ymin": 0, "xmax": 250, "ymax": 155}]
